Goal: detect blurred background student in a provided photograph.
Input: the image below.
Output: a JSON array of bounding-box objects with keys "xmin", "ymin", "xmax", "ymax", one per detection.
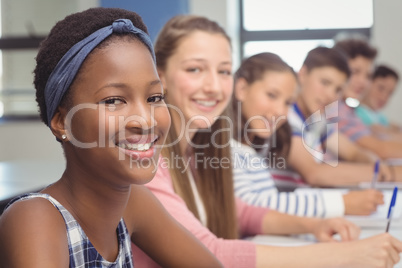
[
  {"xmin": 333, "ymin": 37, "xmax": 402, "ymax": 159},
  {"xmin": 356, "ymin": 64, "xmax": 402, "ymax": 140},
  {"xmin": 283, "ymin": 46, "xmax": 402, "ymax": 187},
  {"xmin": 231, "ymin": 51, "xmax": 384, "ymax": 217}
]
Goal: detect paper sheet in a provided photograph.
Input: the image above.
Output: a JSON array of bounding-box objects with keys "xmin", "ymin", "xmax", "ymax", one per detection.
[{"xmin": 295, "ymin": 188, "xmax": 402, "ymax": 228}]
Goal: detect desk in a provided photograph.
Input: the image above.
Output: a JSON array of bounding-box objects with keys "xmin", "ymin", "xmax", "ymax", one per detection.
[
  {"xmin": 0, "ymin": 160, "xmax": 64, "ymax": 213},
  {"xmin": 249, "ymin": 227, "xmax": 402, "ymax": 267}
]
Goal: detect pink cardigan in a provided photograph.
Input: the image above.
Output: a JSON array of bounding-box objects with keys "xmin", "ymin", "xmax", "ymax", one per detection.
[{"xmin": 131, "ymin": 158, "xmax": 270, "ymax": 267}]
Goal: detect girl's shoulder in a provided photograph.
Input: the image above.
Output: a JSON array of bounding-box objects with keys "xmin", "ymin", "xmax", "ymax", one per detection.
[
  {"xmin": 1, "ymin": 193, "xmax": 68, "ymax": 238},
  {"xmin": 0, "ymin": 193, "xmax": 69, "ymax": 266},
  {"xmin": 2, "ymin": 193, "xmax": 67, "ymax": 225}
]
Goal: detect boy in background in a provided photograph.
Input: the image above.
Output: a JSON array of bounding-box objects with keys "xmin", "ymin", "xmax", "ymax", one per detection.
[
  {"xmin": 334, "ymin": 38, "xmax": 402, "ymax": 159},
  {"xmin": 356, "ymin": 64, "xmax": 402, "ymax": 140}
]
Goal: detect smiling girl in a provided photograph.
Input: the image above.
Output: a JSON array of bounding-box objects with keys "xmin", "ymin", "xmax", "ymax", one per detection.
[{"xmin": 0, "ymin": 8, "xmax": 222, "ymax": 267}]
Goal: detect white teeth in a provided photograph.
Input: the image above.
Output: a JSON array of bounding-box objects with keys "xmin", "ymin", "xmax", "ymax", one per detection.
[
  {"xmin": 117, "ymin": 141, "xmax": 154, "ymax": 151},
  {"xmin": 196, "ymin": 100, "xmax": 217, "ymax": 107}
]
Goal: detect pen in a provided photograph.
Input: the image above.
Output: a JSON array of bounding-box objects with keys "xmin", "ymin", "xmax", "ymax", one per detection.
[
  {"xmin": 371, "ymin": 160, "xmax": 380, "ymax": 189},
  {"xmin": 385, "ymin": 186, "xmax": 398, "ymax": 232}
]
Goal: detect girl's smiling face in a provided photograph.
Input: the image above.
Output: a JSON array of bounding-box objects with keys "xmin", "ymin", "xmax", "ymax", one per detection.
[
  {"xmin": 61, "ymin": 39, "xmax": 170, "ymax": 186},
  {"xmin": 236, "ymin": 71, "xmax": 297, "ymax": 140},
  {"xmin": 158, "ymin": 31, "xmax": 233, "ymax": 133}
]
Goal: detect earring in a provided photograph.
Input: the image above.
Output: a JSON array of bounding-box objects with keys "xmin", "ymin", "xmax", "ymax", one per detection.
[{"xmin": 61, "ymin": 134, "xmax": 67, "ymax": 140}]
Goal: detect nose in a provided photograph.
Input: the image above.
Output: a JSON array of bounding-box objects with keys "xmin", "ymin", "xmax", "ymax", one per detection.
[
  {"xmin": 325, "ymin": 87, "xmax": 339, "ymax": 104},
  {"xmin": 273, "ymin": 100, "xmax": 288, "ymax": 118},
  {"xmin": 379, "ymin": 91, "xmax": 389, "ymax": 103},
  {"xmin": 203, "ymin": 70, "xmax": 220, "ymax": 95},
  {"xmin": 356, "ymin": 73, "xmax": 369, "ymax": 89},
  {"xmin": 123, "ymin": 102, "xmax": 156, "ymax": 133}
]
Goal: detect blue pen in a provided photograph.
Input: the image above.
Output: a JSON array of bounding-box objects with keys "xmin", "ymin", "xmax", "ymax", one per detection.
[
  {"xmin": 371, "ymin": 160, "xmax": 380, "ymax": 189},
  {"xmin": 385, "ymin": 186, "xmax": 398, "ymax": 232}
]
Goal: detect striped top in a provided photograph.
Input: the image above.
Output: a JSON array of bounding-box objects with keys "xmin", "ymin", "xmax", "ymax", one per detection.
[
  {"xmin": 274, "ymin": 102, "xmax": 338, "ymax": 190},
  {"xmin": 337, "ymin": 100, "xmax": 371, "ymax": 142},
  {"xmin": 288, "ymin": 102, "xmax": 337, "ymax": 163},
  {"xmin": 6, "ymin": 193, "xmax": 134, "ymax": 268},
  {"xmin": 231, "ymin": 139, "xmax": 344, "ymax": 218}
]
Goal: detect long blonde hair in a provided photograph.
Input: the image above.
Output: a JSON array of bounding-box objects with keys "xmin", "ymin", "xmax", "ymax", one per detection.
[{"xmin": 154, "ymin": 15, "xmax": 238, "ymax": 239}]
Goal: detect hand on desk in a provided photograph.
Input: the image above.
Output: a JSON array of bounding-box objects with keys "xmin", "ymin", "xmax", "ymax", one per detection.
[
  {"xmin": 312, "ymin": 217, "xmax": 360, "ymax": 242},
  {"xmin": 343, "ymin": 189, "xmax": 384, "ymax": 215},
  {"xmin": 340, "ymin": 233, "xmax": 402, "ymax": 268}
]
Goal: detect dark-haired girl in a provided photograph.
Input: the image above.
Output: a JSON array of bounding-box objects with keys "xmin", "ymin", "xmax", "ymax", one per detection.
[{"xmin": 0, "ymin": 7, "xmax": 222, "ymax": 267}]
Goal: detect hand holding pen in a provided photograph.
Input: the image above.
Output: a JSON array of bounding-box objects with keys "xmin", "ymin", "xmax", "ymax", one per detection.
[
  {"xmin": 371, "ymin": 160, "xmax": 380, "ymax": 189},
  {"xmin": 386, "ymin": 186, "xmax": 398, "ymax": 233}
]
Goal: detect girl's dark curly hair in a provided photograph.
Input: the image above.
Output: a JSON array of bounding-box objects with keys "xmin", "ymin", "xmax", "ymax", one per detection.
[{"xmin": 34, "ymin": 7, "xmax": 149, "ymax": 124}]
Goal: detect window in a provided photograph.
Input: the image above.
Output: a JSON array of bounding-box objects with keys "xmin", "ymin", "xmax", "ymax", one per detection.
[
  {"xmin": 0, "ymin": 0, "xmax": 95, "ymax": 119},
  {"xmin": 240, "ymin": 0, "xmax": 374, "ymax": 70}
]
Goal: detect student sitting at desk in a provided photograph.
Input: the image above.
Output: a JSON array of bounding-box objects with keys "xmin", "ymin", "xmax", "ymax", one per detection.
[
  {"xmin": 231, "ymin": 51, "xmax": 384, "ymax": 217},
  {"xmin": 333, "ymin": 37, "xmax": 402, "ymax": 159},
  {"xmin": 0, "ymin": 7, "xmax": 222, "ymax": 267},
  {"xmin": 282, "ymin": 46, "xmax": 402, "ymax": 189},
  {"xmin": 356, "ymin": 64, "xmax": 402, "ymax": 140},
  {"xmin": 131, "ymin": 14, "xmax": 402, "ymax": 268}
]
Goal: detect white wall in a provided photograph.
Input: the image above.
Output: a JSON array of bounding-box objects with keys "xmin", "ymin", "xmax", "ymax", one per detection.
[
  {"xmin": 371, "ymin": 0, "xmax": 402, "ymax": 124},
  {"xmin": 0, "ymin": 0, "xmax": 98, "ymax": 161},
  {"xmin": 0, "ymin": 121, "xmax": 64, "ymax": 162},
  {"xmin": 189, "ymin": 0, "xmax": 241, "ymax": 69}
]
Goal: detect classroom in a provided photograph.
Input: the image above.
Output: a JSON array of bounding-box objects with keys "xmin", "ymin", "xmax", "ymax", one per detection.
[{"xmin": 1, "ymin": 0, "xmax": 402, "ymax": 267}]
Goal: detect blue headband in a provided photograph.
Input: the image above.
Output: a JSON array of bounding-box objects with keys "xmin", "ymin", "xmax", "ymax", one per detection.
[{"xmin": 44, "ymin": 18, "xmax": 156, "ymax": 127}]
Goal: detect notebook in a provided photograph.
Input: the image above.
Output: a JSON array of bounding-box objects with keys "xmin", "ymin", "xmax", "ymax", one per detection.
[{"xmin": 295, "ymin": 188, "xmax": 402, "ymax": 228}]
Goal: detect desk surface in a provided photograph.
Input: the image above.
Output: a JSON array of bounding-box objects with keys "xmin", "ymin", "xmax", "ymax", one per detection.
[
  {"xmin": 250, "ymin": 227, "xmax": 402, "ymax": 267},
  {"xmin": 0, "ymin": 160, "xmax": 64, "ymax": 211}
]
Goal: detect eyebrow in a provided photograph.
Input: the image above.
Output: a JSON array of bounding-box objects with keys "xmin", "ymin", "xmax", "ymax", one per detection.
[
  {"xmin": 268, "ymin": 88, "xmax": 281, "ymax": 94},
  {"xmin": 96, "ymin": 79, "xmax": 161, "ymax": 94},
  {"xmin": 149, "ymin": 79, "xmax": 162, "ymax": 87},
  {"xmin": 220, "ymin": 61, "xmax": 232, "ymax": 66},
  {"xmin": 181, "ymin": 58, "xmax": 205, "ymax": 64},
  {"xmin": 181, "ymin": 58, "xmax": 232, "ymax": 65}
]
